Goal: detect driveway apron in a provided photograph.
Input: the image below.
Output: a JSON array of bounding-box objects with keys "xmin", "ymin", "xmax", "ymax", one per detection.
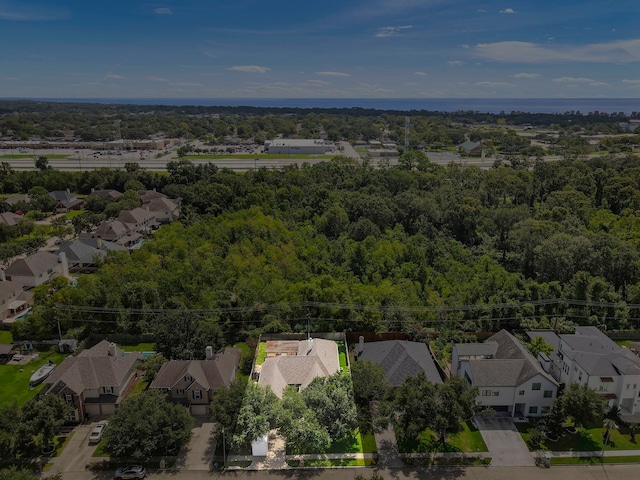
[{"xmin": 473, "ymin": 415, "xmax": 535, "ymax": 466}]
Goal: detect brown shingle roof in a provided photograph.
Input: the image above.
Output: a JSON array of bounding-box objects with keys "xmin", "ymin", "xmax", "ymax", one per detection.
[
  {"xmin": 44, "ymin": 340, "xmax": 141, "ymax": 394},
  {"xmin": 150, "ymin": 348, "xmax": 241, "ymax": 391},
  {"xmin": 5, "ymin": 251, "xmax": 60, "ymax": 277}
]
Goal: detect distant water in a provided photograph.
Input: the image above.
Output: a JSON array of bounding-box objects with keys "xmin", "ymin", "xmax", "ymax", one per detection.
[{"xmin": 7, "ymin": 97, "xmax": 640, "ymax": 115}]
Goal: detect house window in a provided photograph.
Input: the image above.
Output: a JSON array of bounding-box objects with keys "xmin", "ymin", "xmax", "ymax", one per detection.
[
  {"xmin": 543, "ymin": 390, "xmax": 553, "ymax": 398},
  {"xmin": 102, "ymin": 386, "xmax": 114, "ymax": 394},
  {"xmin": 185, "ymin": 374, "xmax": 193, "ymax": 382},
  {"xmin": 518, "ymin": 390, "xmax": 525, "ymax": 396},
  {"xmin": 599, "ymin": 384, "xmax": 609, "ymax": 392},
  {"xmin": 627, "ymin": 384, "xmax": 632, "ymax": 390},
  {"xmin": 532, "ymin": 383, "xmax": 541, "ymax": 391},
  {"xmin": 65, "ymin": 394, "xmax": 73, "ymax": 403},
  {"xmin": 193, "ymin": 390, "xmax": 202, "ymax": 400},
  {"xmin": 542, "ymin": 406, "xmax": 550, "ymax": 414},
  {"xmin": 529, "ymin": 406, "xmax": 538, "ymax": 414},
  {"xmin": 482, "ymin": 390, "xmax": 491, "ymax": 396},
  {"xmin": 492, "ymin": 391, "xmax": 499, "ymax": 396},
  {"xmin": 177, "ymin": 389, "xmax": 185, "ymax": 395},
  {"xmin": 68, "ymin": 412, "xmax": 76, "ymax": 422}
]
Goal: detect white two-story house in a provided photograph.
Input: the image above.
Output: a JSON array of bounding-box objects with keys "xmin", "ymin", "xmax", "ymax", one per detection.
[
  {"xmin": 528, "ymin": 326, "xmax": 640, "ymax": 415},
  {"xmin": 452, "ymin": 330, "xmax": 559, "ymax": 417}
]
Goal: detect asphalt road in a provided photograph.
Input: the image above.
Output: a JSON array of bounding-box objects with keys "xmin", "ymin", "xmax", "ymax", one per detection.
[{"xmin": 43, "ymin": 464, "xmax": 640, "ymax": 480}]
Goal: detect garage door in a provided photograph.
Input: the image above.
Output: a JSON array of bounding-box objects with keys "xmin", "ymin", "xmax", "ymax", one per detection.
[
  {"xmin": 493, "ymin": 405, "xmax": 509, "ymax": 412},
  {"xmin": 86, "ymin": 404, "xmax": 101, "ymax": 416},
  {"xmin": 191, "ymin": 405, "xmax": 208, "ymax": 416}
]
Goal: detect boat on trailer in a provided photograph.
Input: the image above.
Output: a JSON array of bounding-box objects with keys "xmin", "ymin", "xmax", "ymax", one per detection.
[{"xmin": 29, "ymin": 360, "xmax": 55, "ymax": 388}]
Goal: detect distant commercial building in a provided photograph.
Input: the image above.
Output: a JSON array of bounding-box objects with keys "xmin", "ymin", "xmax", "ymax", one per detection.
[{"xmin": 265, "ymin": 139, "xmax": 336, "ymax": 155}]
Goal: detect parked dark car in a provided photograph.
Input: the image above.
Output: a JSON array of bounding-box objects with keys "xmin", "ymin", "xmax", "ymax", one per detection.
[{"xmin": 114, "ymin": 464, "xmax": 146, "ymax": 479}]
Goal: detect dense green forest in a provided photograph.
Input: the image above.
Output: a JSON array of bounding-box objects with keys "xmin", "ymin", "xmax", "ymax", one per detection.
[
  {"xmin": 9, "ymin": 150, "xmax": 640, "ymax": 351},
  {"xmin": 0, "ymin": 100, "xmax": 634, "ymax": 144}
]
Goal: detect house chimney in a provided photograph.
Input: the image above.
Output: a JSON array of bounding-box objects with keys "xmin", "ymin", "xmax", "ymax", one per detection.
[
  {"xmin": 307, "ymin": 337, "xmax": 313, "ymax": 355},
  {"xmin": 66, "ymin": 188, "xmax": 70, "ymax": 193},
  {"xmin": 205, "ymin": 346, "xmax": 213, "ymax": 360},
  {"xmin": 96, "ymin": 238, "xmax": 102, "ymax": 249},
  {"xmin": 58, "ymin": 252, "xmax": 69, "ymax": 277},
  {"xmin": 108, "ymin": 342, "xmax": 117, "ymax": 357},
  {"xmin": 0, "ymin": 270, "xmax": 5, "ymax": 282},
  {"xmin": 358, "ymin": 336, "xmax": 365, "ymax": 356}
]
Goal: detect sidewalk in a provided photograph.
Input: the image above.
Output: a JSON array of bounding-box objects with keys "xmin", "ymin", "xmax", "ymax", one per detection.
[{"xmin": 549, "ymin": 449, "xmax": 640, "ymax": 458}]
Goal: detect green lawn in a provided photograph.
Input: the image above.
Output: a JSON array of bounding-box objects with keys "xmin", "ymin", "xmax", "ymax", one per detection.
[
  {"xmin": 117, "ymin": 343, "xmax": 155, "ymax": 352},
  {"xmin": 0, "ymin": 331, "xmax": 12, "ymax": 344},
  {"xmin": 516, "ymin": 422, "xmax": 640, "ymax": 451},
  {"xmin": 0, "ymin": 349, "xmax": 69, "ymax": 406},
  {"xmin": 337, "ymin": 341, "xmax": 348, "ymax": 369},
  {"xmin": 63, "ymin": 209, "xmax": 85, "ymax": 219},
  {"xmin": 399, "ymin": 421, "xmax": 487, "ymax": 453},
  {"xmin": 255, "ymin": 342, "xmax": 267, "ymax": 365},
  {"xmin": 288, "ymin": 458, "xmax": 376, "ymax": 467}
]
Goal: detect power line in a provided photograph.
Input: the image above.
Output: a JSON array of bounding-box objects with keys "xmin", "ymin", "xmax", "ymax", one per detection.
[{"xmin": 53, "ymin": 297, "xmax": 637, "ymax": 316}]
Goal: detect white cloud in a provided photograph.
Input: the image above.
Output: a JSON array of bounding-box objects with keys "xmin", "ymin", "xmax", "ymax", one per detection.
[
  {"xmin": 306, "ymin": 80, "xmax": 331, "ymax": 85},
  {"xmin": 476, "ymin": 81, "xmax": 515, "ymax": 87},
  {"xmin": 148, "ymin": 76, "xmax": 169, "ymax": 82},
  {"xmin": 227, "ymin": 65, "xmax": 271, "ymax": 73},
  {"xmin": 413, "ymin": 71, "xmax": 428, "ymax": 76},
  {"xmin": 622, "ymin": 79, "xmax": 640, "ymax": 84},
  {"xmin": 154, "ymin": 8, "xmax": 173, "ymax": 15},
  {"xmin": 447, "ymin": 60, "xmax": 464, "ymax": 66},
  {"xmin": 474, "ymin": 39, "xmax": 640, "ymax": 63},
  {"xmin": 0, "ymin": 3, "xmax": 70, "ymax": 21},
  {"xmin": 510, "ymin": 72, "xmax": 540, "ymax": 78},
  {"xmin": 105, "ymin": 74, "xmax": 125, "ymax": 80},
  {"xmin": 499, "ymin": 8, "xmax": 516, "ymax": 14},
  {"xmin": 376, "ymin": 25, "xmax": 413, "ymax": 38},
  {"xmin": 169, "ymin": 82, "xmax": 203, "ymax": 87},
  {"xmin": 553, "ymin": 77, "xmax": 609, "ymax": 87},
  {"xmin": 315, "ymin": 71, "xmax": 350, "ymax": 77}
]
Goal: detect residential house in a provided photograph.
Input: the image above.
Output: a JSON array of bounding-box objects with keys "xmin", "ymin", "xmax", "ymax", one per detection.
[
  {"xmin": 458, "ymin": 140, "xmax": 485, "ymax": 156},
  {"xmin": 49, "ymin": 190, "xmax": 84, "ymax": 214},
  {"xmin": 43, "ymin": 340, "xmax": 142, "ymax": 421},
  {"xmin": 0, "ymin": 212, "xmax": 23, "ymax": 227},
  {"xmin": 4, "ymin": 251, "xmax": 69, "ymax": 288},
  {"xmin": 2, "ymin": 194, "xmax": 30, "ymax": 211},
  {"xmin": 55, "ymin": 238, "xmax": 126, "ymax": 272},
  {"xmin": 149, "ymin": 347, "xmax": 241, "ymax": 415},
  {"xmin": 88, "ymin": 188, "xmax": 124, "ymax": 200},
  {"xmin": 81, "ymin": 219, "xmax": 143, "ymax": 250},
  {"xmin": 452, "ymin": 330, "xmax": 559, "ymax": 417},
  {"xmin": 527, "ymin": 326, "xmax": 640, "ymax": 415},
  {"xmin": 255, "ymin": 337, "xmax": 340, "ymax": 398},
  {"xmin": 144, "ymin": 197, "xmax": 180, "ymax": 223},
  {"xmin": 0, "ymin": 276, "xmax": 32, "ymax": 322},
  {"xmin": 354, "ymin": 337, "xmax": 442, "ymax": 386},
  {"xmin": 116, "ymin": 208, "xmax": 158, "ymax": 235}
]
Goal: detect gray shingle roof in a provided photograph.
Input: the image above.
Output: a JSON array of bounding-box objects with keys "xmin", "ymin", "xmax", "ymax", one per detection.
[
  {"xmin": 454, "ymin": 342, "xmax": 498, "ymax": 357},
  {"xmin": 0, "ymin": 212, "xmax": 23, "ymax": 226},
  {"xmin": 57, "ymin": 240, "xmax": 106, "ymax": 265},
  {"xmin": 559, "ymin": 326, "xmax": 640, "ymax": 376},
  {"xmin": 150, "ymin": 348, "xmax": 241, "ymax": 391},
  {"xmin": 5, "ymin": 251, "xmax": 60, "ymax": 277},
  {"xmin": 466, "ymin": 330, "xmax": 558, "ymax": 387},
  {"xmin": 358, "ymin": 340, "xmax": 442, "ymax": 386}
]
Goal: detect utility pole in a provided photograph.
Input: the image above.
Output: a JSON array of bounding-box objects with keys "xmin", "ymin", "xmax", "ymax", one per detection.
[{"xmin": 404, "ymin": 116, "xmax": 410, "ymax": 152}]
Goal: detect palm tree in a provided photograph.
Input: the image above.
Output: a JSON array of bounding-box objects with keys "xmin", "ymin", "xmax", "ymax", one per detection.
[{"xmin": 603, "ymin": 418, "xmax": 618, "ymax": 449}]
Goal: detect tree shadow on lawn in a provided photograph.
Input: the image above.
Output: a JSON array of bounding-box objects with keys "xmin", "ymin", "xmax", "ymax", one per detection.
[
  {"xmin": 398, "ymin": 432, "xmax": 462, "ymax": 455},
  {"xmin": 547, "ymin": 429, "xmax": 600, "ymax": 452}
]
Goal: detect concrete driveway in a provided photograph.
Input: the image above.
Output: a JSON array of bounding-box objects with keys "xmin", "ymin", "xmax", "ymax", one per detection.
[
  {"xmin": 177, "ymin": 420, "xmax": 216, "ymax": 471},
  {"xmin": 47, "ymin": 423, "xmax": 96, "ymax": 475},
  {"xmin": 473, "ymin": 415, "xmax": 535, "ymax": 466}
]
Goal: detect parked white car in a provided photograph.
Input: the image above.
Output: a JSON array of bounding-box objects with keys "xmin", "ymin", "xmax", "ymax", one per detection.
[{"xmin": 88, "ymin": 420, "xmax": 108, "ymax": 445}]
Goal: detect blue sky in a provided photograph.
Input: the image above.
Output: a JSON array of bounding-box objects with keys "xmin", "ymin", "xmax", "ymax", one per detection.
[{"xmin": 1, "ymin": 0, "xmax": 639, "ymax": 99}]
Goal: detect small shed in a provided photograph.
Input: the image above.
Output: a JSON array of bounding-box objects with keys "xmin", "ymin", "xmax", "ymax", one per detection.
[
  {"xmin": 58, "ymin": 339, "xmax": 78, "ymax": 353},
  {"xmin": 0, "ymin": 343, "xmax": 14, "ymax": 362},
  {"xmin": 251, "ymin": 433, "xmax": 268, "ymax": 457}
]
